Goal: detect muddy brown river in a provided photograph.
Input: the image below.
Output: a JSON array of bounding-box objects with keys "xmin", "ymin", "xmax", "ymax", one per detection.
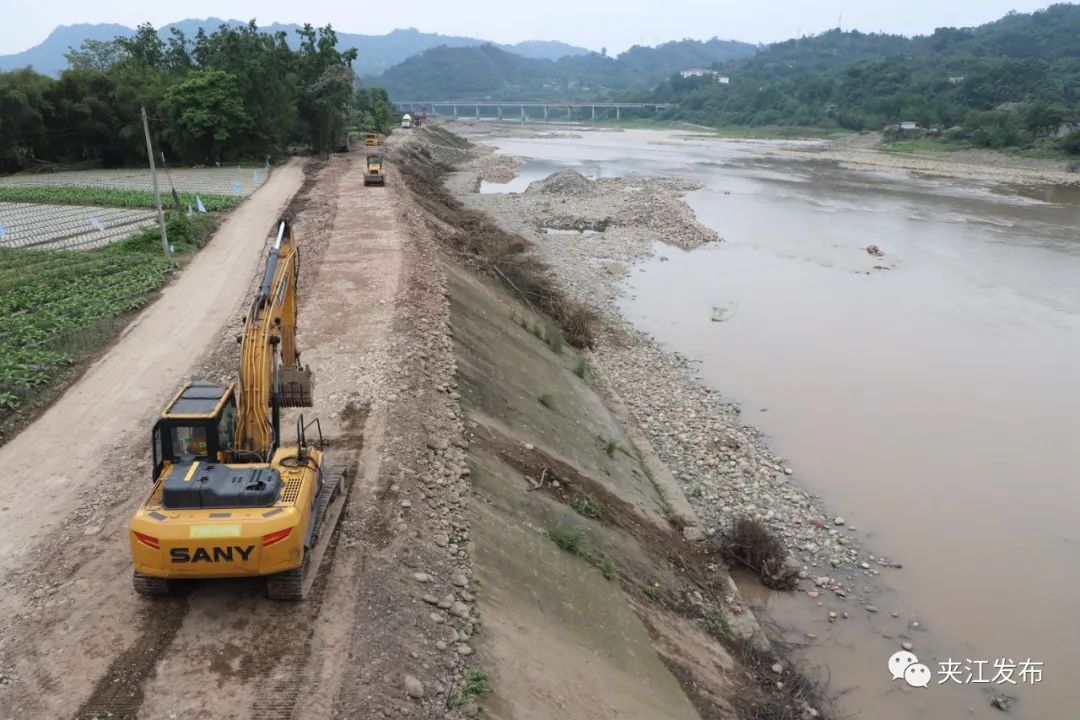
[{"xmin": 475, "ymin": 128, "xmax": 1080, "ymax": 719}]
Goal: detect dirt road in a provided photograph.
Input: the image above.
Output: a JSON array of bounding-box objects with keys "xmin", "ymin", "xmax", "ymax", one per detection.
[{"xmin": 0, "ymin": 148, "xmax": 475, "ymax": 719}]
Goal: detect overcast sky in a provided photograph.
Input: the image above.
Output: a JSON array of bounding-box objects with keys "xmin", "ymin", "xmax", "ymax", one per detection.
[{"xmin": 1, "ymin": 0, "xmax": 1062, "ymax": 55}]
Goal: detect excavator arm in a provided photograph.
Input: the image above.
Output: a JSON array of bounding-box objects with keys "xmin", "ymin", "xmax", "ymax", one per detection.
[{"xmin": 235, "ymin": 219, "xmax": 313, "ymax": 459}]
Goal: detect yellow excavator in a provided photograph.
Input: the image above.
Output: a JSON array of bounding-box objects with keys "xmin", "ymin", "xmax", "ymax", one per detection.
[{"xmin": 129, "ymin": 219, "xmax": 348, "ymax": 600}]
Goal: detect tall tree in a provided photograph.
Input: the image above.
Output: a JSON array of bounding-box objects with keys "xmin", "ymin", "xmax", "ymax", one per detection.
[
  {"xmin": 161, "ymin": 68, "xmax": 250, "ymax": 162},
  {"xmin": 296, "ymin": 24, "xmax": 358, "ymax": 155}
]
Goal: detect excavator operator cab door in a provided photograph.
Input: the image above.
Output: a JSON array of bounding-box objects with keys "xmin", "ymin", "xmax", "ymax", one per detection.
[{"xmin": 152, "ymin": 383, "xmax": 238, "ymax": 481}]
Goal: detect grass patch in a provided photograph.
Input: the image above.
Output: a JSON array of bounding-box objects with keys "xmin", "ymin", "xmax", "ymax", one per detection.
[
  {"xmin": 547, "ymin": 526, "xmax": 585, "ymax": 555},
  {"xmin": 0, "ymin": 186, "xmax": 239, "ymax": 211},
  {"xmin": 703, "ymin": 608, "xmax": 732, "ymax": 640},
  {"xmin": 643, "ymin": 581, "xmax": 663, "ymax": 599},
  {"xmin": 598, "ymin": 436, "xmax": 621, "ymax": 457},
  {"xmin": 569, "ymin": 488, "xmax": 603, "ymax": 519},
  {"xmin": 537, "ymin": 393, "xmax": 556, "ymax": 410},
  {"xmin": 448, "ymin": 666, "xmax": 491, "ymax": 708},
  {"xmin": 880, "ymin": 138, "xmax": 961, "ymax": 154},
  {"xmin": 547, "ymin": 326, "xmax": 564, "ymax": 354},
  {"xmin": 600, "ymin": 555, "xmax": 616, "ymax": 581}
]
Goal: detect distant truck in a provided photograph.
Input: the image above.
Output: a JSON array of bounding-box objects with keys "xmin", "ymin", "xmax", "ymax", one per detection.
[{"xmin": 401, "ymin": 114, "xmax": 413, "ymax": 129}]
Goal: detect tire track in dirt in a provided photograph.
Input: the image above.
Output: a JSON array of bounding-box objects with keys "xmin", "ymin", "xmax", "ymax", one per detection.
[{"xmin": 74, "ymin": 598, "xmax": 189, "ymax": 720}]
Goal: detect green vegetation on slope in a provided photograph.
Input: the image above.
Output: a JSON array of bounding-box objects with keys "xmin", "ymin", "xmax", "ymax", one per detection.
[
  {"xmin": 0, "ymin": 20, "xmax": 397, "ymax": 171},
  {"xmin": 648, "ymin": 4, "xmax": 1080, "ymax": 154},
  {"xmin": 374, "ymin": 38, "xmax": 756, "ymax": 100}
]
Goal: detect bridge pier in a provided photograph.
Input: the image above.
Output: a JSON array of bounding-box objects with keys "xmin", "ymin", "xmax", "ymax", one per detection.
[
  {"xmin": 617, "ymin": 105, "xmax": 621, "ymax": 121},
  {"xmin": 521, "ymin": 105, "xmax": 526, "ymax": 123},
  {"xmin": 453, "ymin": 104, "xmax": 458, "ymax": 118},
  {"xmin": 475, "ymin": 104, "xmax": 480, "ymax": 120},
  {"xmin": 567, "ymin": 105, "xmax": 572, "ymax": 122},
  {"xmin": 591, "ymin": 106, "xmax": 596, "ymax": 122},
  {"xmin": 497, "ymin": 106, "xmax": 503, "ymax": 121},
  {"xmin": 543, "ymin": 105, "xmax": 548, "ymax": 123}
]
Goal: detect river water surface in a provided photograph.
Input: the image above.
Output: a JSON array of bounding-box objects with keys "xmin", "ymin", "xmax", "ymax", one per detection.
[{"xmin": 472, "ymin": 127, "xmax": 1080, "ymax": 720}]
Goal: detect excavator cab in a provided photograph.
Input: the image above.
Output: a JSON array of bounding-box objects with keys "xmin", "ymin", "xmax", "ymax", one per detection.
[{"xmin": 151, "ymin": 381, "xmax": 238, "ymax": 479}]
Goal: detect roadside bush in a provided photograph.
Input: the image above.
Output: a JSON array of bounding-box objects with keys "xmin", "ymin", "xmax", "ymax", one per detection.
[{"xmin": 1062, "ymin": 129, "xmax": 1080, "ymax": 155}]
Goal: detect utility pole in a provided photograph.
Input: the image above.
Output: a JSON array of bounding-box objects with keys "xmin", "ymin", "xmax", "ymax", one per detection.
[{"xmin": 141, "ymin": 105, "xmax": 170, "ymax": 257}]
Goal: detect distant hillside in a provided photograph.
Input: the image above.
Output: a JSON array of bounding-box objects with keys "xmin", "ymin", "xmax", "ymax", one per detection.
[
  {"xmin": 375, "ymin": 38, "xmax": 757, "ymax": 100},
  {"xmin": 648, "ymin": 3, "xmax": 1080, "ymax": 153},
  {"xmin": 0, "ymin": 20, "xmax": 591, "ymax": 76},
  {"xmin": 0, "ymin": 23, "xmax": 134, "ymax": 75}
]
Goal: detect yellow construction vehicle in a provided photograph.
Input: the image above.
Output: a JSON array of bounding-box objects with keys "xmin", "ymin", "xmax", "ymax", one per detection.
[
  {"xmin": 363, "ymin": 132, "xmax": 380, "ymax": 146},
  {"xmin": 129, "ymin": 219, "xmax": 348, "ymax": 600},
  {"xmin": 364, "ymin": 154, "xmax": 385, "ymax": 186}
]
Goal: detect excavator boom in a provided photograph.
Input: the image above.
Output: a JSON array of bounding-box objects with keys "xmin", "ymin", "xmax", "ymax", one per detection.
[{"xmin": 236, "ymin": 220, "xmax": 312, "ymax": 458}]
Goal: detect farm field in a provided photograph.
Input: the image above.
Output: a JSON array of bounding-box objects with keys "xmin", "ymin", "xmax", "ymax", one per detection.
[
  {"xmin": 0, "ymin": 164, "xmax": 265, "ymax": 434},
  {"xmin": 0, "ymin": 166, "xmax": 270, "ymax": 197},
  {"xmin": 0, "ymin": 233, "xmax": 178, "ymax": 414},
  {"xmin": 0, "ymin": 202, "xmax": 157, "ymax": 251}
]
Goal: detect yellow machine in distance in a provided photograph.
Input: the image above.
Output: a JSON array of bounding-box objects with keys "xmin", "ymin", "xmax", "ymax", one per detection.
[
  {"xmin": 363, "ymin": 132, "xmax": 380, "ymax": 146},
  {"xmin": 364, "ymin": 154, "xmax": 385, "ymax": 186},
  {"xmin": 129, "ymin": 219, "xmax": 348, "ymax": 600}
]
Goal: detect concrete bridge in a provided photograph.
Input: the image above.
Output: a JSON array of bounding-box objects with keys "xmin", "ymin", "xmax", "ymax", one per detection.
[{"xmin": 392, "ymin": 101, "xmax": 677, "ymax": 123}]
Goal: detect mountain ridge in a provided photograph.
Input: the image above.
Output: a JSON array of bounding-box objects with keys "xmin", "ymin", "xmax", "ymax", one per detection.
[{"xmin": 0, "ymin": 19, "xmax": 592, "ymax": 76}]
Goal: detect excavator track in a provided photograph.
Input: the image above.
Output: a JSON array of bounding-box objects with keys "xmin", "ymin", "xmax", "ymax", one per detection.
[
  {"xmin": 133, "ymin": 572, "xmax": 174, "ymax": 596},
  {"xmin": 266, "ymin": 467, "xmax": 350, "ymax": 601}
]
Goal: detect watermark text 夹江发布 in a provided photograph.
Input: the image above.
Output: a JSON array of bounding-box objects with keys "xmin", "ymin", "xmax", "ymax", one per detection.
[{"xmin": 889, "ymin": 651, "xmax": 1044, "ymax": 688}]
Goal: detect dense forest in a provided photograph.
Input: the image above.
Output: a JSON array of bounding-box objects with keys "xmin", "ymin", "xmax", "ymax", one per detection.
[
  {"xmin": 374, "ymin": 38, "xmax": 756, "ymax": 100},
  {"xmin": 648, "ymin": 4, "xmax": 1080, "ymax": 152},
  {"xmin": 0, "ymin": 21, "xmax": 396, "ymax": 172}
]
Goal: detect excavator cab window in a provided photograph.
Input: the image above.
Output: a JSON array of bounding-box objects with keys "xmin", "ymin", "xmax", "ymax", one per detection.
[{"xmin": 173, "ymin": 425, "xmax": 209, "ymax": 461}]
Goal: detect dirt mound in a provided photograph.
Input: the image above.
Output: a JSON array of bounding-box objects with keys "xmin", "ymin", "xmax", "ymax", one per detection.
[{"xmin": 528, "ymin": 169, "xmax": 595, "ymax": 196}]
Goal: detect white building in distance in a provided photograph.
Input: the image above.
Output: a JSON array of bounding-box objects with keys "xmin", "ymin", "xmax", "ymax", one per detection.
[{"xmin": 680, "ymin": 68, "xmax": 731, "ymax": 84}]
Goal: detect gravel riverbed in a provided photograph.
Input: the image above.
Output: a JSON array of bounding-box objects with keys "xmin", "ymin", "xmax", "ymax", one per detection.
[{"xmin": 445, "ymin": 142, "xmax": 905, "ymax": 604}]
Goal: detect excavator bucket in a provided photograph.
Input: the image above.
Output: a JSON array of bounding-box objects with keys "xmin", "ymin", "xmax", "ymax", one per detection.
[{"xmin": 277, "ymin": 366, "xmax": 314, "ymax": 407}]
